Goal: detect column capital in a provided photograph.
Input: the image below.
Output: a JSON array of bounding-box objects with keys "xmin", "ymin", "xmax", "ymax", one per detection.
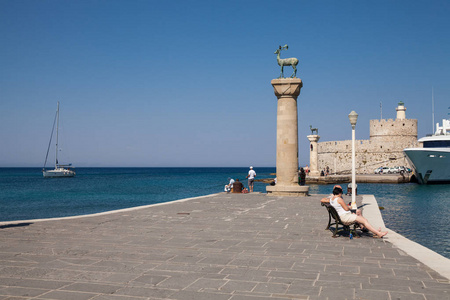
[
  {"xmin": 307, "ymin": 135, "xmax": 320, "ymax": 143},
  {"xmin": 271, "ymin": 78, "xmax": 302, "ymax": 98}
]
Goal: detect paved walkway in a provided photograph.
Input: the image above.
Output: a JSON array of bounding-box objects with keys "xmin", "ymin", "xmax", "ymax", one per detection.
[{"xmin": 0, "ymin": 193, "xmax": 449, "ymax": 300}]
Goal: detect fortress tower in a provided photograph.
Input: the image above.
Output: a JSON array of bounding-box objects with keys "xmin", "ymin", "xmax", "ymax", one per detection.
[
  {"xmin": 316, "ymin": 101, "xmax": 419, "ymax": 174},
  {"xmin": 370, "ymin": 101, "xmax": 417, "ymax": 143}
]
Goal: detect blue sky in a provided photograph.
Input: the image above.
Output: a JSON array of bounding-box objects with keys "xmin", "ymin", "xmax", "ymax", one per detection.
[{"xmin": 1, "ymin": 0, "xmax": 449, "ymax": 167}]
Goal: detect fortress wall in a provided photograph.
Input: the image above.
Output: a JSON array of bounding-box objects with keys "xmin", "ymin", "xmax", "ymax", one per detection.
[
  {"xmin": 317, "ymin": 140, "xmax": 412, "ymax": 174},
  {"xmin": 317, "ymin": 118, "xmax": 419, "ymax": 174}
]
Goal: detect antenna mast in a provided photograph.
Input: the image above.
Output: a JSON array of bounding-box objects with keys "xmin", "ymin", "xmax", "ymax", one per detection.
[
  {"xmin": 380, "ymin": 101, "xmax": 382, "ymax": 120},
  {"xmin": 432, "ymin": 87, "xmax": 435, "ymax": 134}
]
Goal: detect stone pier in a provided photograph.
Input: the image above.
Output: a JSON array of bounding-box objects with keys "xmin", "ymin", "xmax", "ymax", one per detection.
[
  {"xmin": 307, "ymin": 134, "xmax": 320, "ymax": 177},
  {"xmin": 266, "ymin": 78, "xmax": 309, "ymax": 196},
  {"xmin": 0, "ymin": 193, "xmax": 448, "ymax": 299}
]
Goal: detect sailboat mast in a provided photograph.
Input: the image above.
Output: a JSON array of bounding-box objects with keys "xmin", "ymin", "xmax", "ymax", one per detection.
[{"xmin": 55, "ymin": 101, "xmax": 59, "ymax": 168}]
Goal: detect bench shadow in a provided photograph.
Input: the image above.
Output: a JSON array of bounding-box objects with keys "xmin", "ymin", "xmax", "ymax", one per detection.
[
  {"xmin": 0, "ymin": 222, "xmax": 33, "ymax": 229},
  {"xmin": 327, "ymin": 226, "xmax": 374, "ymax": 238}
]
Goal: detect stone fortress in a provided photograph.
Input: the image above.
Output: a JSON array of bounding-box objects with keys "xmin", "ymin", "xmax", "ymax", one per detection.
[{"xmin": 315, "ymin": 102, "xmax": 420, "ymax": 174}]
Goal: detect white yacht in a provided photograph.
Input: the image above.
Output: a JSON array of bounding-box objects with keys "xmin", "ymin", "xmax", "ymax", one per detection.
[
  {"xmin": 43, "ymin": 102, "xmax": 76, "ymax": 178},
  {"xmin": 403, "ymin": 118, "xmax": 450, "ymax": 184}
]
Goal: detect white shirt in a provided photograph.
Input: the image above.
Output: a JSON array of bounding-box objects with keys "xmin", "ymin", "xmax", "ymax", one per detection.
[
  {"xmin": 248, "ymin": 169, "xmax": 256, "ymax": 179},
  {"xmin": 330, "ymin": 196, "xmax": 350, "ymax": 217},
  {"xmin": 229, "ymin": 178, "xmax": 235, "ymax": 187}
]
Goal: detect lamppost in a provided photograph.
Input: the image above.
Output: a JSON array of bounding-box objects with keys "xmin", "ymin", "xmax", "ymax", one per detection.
[{"xmin": 348, "ymin": 111, "xmax": 358, "ymax": 210}]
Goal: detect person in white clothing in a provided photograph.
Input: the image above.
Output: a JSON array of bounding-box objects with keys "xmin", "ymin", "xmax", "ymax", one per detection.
[
  {"xmin": 321, "ymin": 186, "xmax": 388, "ymax": 238},
  {"xmin": 246, "ymin": 166, "xmax": 256, "ymax": 193},
  {"xmin": 224, "ymin": 177, "xmax": 235, "ymax": 193},
  {"xmin": 325, "ymin": 185, "xmax": 362, "ymax": 217}
]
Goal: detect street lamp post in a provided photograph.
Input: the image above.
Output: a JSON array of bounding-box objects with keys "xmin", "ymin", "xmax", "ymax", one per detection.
[{"xmin": 348, "ymin": 111, "xmax": 358, "ymax": 210}]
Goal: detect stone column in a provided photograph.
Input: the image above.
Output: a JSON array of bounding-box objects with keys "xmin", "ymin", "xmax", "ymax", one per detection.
[
  {"xmin": 266, "ymin": 78, "xmax": 309, "ymax": 196},
  {"xmin": 307, "ymin": 134, "xmax": 320, "ymax": 176}
]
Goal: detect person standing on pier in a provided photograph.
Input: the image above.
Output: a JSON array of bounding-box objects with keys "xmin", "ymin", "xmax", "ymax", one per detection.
[
  {"xmin": 246, "ymin": 166, "xmax": 256, "ymax": 193},
  {"xmin": 299, "ymin": 168, "xmax": 306, "ymax": 185}
]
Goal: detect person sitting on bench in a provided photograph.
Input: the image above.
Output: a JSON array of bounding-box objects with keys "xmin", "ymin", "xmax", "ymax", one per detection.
[
  {"xmin": 321, "ymin": 186, "xmax": 388, "ymax": 238},
  {"xmin": 323, "ymin": 185, "xmax": 362, "ymax": 217}
]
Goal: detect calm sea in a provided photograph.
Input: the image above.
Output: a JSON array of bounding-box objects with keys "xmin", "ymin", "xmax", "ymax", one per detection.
[{"xmin": 1, "ymin": 167, "xmax": 448, "ymax": 259}]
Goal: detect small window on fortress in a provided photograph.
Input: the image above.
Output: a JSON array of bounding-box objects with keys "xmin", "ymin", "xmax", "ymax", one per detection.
[
  {"xmin": 403, "ymin": 123, "xmax": 405, "ymax": 126},
  {"xmin": 391, "ymin": 124, "xmax": 394, "ymax": 126},
  {"xmin": 380, "ymin": 146, "xmax": 383, "ymax": 149}
]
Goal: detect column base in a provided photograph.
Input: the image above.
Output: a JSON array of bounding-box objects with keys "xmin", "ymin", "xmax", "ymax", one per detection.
[{"xmin": 266, "ymin": 185, "xmax": 309, "ymax": 196}]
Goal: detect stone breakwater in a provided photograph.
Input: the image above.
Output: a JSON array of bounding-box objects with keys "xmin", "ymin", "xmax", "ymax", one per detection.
[
  {"xmin": 0, "ymin": 193, "xmax": 448, "ymax": 299},
  {"xmin": 256, "ymin": 174, "xmax": 413, "ymax": 184},
  {"xmin": 306, "ymin": 174, "xmax": 413, "ymax": 184}
]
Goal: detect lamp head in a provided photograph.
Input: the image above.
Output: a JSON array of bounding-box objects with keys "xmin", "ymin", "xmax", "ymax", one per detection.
[{"xmin": 348, "ymin": 111, "xmax": 358, "ymax": 127}]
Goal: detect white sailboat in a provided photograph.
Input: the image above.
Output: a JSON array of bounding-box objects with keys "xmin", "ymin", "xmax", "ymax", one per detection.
[{"xmin": 42, "ymin": 102, "xmax": 75, "ymax": 178}]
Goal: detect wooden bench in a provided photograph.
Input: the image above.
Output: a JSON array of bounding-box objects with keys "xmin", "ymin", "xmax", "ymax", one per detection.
[{"xmin": 321, "ymin": 202, "xmax": 359, "ymax": 238}]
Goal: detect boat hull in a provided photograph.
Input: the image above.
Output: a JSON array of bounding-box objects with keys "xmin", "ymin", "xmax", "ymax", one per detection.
[
  {"xmin": 403, "ymin": 148, "xmax": 450, "ymax": 184},
  {"xmin": 43, "ymin": 168, "xmax": 76, "ymax": 178}
]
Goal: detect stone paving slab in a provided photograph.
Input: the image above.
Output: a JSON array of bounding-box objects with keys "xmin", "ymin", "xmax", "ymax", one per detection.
[{"xmin": 0, "ymin": 193, "xmax": 449, "ymax": 300}]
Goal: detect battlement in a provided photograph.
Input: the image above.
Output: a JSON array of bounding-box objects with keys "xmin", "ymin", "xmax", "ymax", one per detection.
[
  {"xmin": 370, "ymin": 118, "xmax": 417, "ymax": 139},
  {"xmin": 371, "ymin": 119, "xmax": 395, "ymax": 124}
]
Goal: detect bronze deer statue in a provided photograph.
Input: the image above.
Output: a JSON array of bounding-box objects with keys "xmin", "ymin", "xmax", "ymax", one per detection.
[{"xmin": 274, "ymin": 45, "xmax": 299, "ymax": 78}]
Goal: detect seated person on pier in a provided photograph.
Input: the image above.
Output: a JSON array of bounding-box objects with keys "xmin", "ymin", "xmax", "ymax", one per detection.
[
  {"xmin": 323, "ymin": 185, "xmax": 362, "ymax": 217},
  {"xmin": 322, "ymin": 185, "xmax": 367, "ymax": 232},
  {"xmin": 270, "ymin": 177, "xmax": 277, "ymax": 186},
  {"xmin": 321, "ymin": 186, "xmax": 388, "ymax": 238},
  {"xmin": 224, "ymin": 177, "xmax": 235, "ymax": 193},
  {"xmin": 232, "ymin": 179, "xmax": 244, "ymax": 193}
]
